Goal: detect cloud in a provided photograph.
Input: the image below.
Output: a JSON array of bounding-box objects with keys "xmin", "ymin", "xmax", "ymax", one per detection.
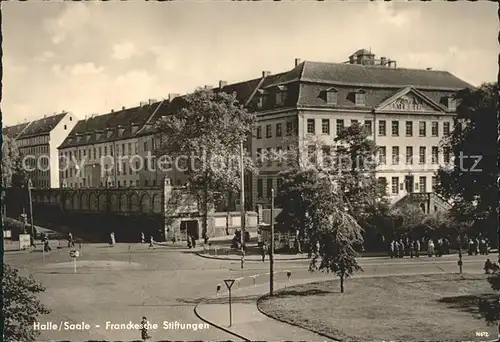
[
  {"xmin": 43, "ymin": 4, "xmax": 91, "ymax": 44},
  {"xmin": 51, "ymin": 63, "xmax": 105, "ymax": 79},
  {"xmin": 111, "ymin": 42, "xmax": 137, "ymax": 60},
  {"xmin": 33, "ymin": 51, "xmax": 55, "ymax": 63},
  {"xmin": 370, "ymin": 2, "xmax": 420, "ymax": 28}
]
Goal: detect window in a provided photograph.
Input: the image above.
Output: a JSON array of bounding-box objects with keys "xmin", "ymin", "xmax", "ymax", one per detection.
[
  {"xmin": 447, "ymin": 97, "xmax": 456, "ymax": 110},
  {"xmin": 266, "ymin": 124, "xmax": 272, "ymax": 138},
  {"xmin": 266, "ymin": 179, "xmax": 273, "ymax": 199},
  {"xmin": 276, "ymin": 123, "xmax": 282, "ymax": 137},
  {"xmin": 145, "ymin": 180, "xmax": 149, "ymax": 187},
  {"xmin": 256, "ymin": 148, "xmax": 263, "ymax": 166},
  {"xmin": 419, "ymin": 176, "xmax": 427, "ymax": 193},
  {"xmin": 322, "ymin": 146, "xmax": 331, "ymax": 167},
  {"xmin": 308, "ymin": 145, "xmax": 316, "ymax": 164},
  {"xmin": 355, "ymin": 91, "xmax": 366, "ymax": 106},
  {"xmin": 307, "ymin": 119, "xmax": 315, "ymax": 134},
  {"xmin": 443, "ymin": 147, "xmax": 450, "ymax": 164},
  {"xmin": 351, "ymin": 119, "xmax": 358, "ymax": 126},
  {"xmin": 70, "ymin": 117, "xmax": 73, "ymax": 121},
  {"xmin": 276, "ymin": 146, "xmax": 283, "ymax": 165},
  {"xmin": 276, "ymin": 90, "xmax": 286, "ymax": 105},
  {"xmin": 123, "ymin": 163, "xmax": 128, "ymax": 175},
  {"xmin": 93, "ymin": 148, "xmax": 96, "ymax": 160},
  {"xmin": 391, "ymin": 121, "xmax": 399, "ymax": 136},
  {"xmin": 256, "ymin": 126, "xmax": 262, "ymax": 139},
  {"xmin": 128, "ymin": 143, "xmax": 132, "ymax": 154},
  {"xmin": 64, "ymin": 125, "xmax": 67, "ymax": 130},
  {"xmin": 378, "ymin": 146, "xmax": 386, "ymax": 165},
  {"xmin": 336, "ymin": 119, "xmax": 344, "ymax": 135},
  {"xmin": 432, "ymin": 176, "xmax": 437, "ymax": 192},
  {"xmin": 377, "ymin": 177, "xmax": 387, "ymax": 191},
  {"xmin": 405, "ymin": 121, "xmax": 413, "ymax": 136},
  {"xmin": 443, "ymin": 122, "xmax": 450, "ymax": 137},
  {"xmin": 136, "ymin": 179, "xmax": 140, "ymax": 187},
  {"xmin": 431, "ymin": 122, "xmax": 439, "ymax": 137},
  {"xmin": 277, "ymin": 178, "xmax": 283, "ymax": 191},
  {"xmin": 144, "ymin": 141, "xmax": 148, "ymax": 151},
  {"xmin": 392, "ymin": 146, "xmax": 400, "ymax": 165},
  {"xmin": 419, "ymin": 121, "xmax": 426, "ymax": 137},
  {"xmin": 257, "ymin": 178, "xmax": 263, "ymax": 198},
  {"xmin": 364, "ymin": 120, "xmax": 372, "ymax": 135},
  {"xmin": 326, "ymin": 89, "xmax": 337, "ymax": 104},
  {"xmin": 378, "ymin": 120, "xmax": 386, "ymax": 136},
  {"xmin": 122, "ymin": 143, "xmax": 126, "ymax": 156},
  {"xmin": 267, "ymin": 148, "xmax": 273, "ymax": 166},
  {"xmin": 322, "ymin": 119, "xmax": 330, "ymax": 134},
  {"xmin": 391, "ymin": 177, "xmax": 399, "ymax": 194},
  {"xmin": 431, "ymin": 146, "xmax": 439, "ymax": 164},
  {"xmin": 406, "ymin": 146, "xmax": 413, "ymax": 165},
  {"xmin": 286, "ymin": 122, "xmax": 293, "ymax": 135},
  {"xmin": 419, "ymin": 147, "xmax": 426, "ymax": 164},
  {"xmin": 130, "ymin": 180, "xmax": 134, "ymax": 187}
]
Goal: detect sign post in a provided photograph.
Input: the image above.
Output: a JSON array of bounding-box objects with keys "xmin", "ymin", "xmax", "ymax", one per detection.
[
  {"xmin": 224, "ymin": 279, "xmax": 235, "ymax": 327},
  {"xmin": 70, "ymin": 250, "xmax": 80, "ymax": 273}
]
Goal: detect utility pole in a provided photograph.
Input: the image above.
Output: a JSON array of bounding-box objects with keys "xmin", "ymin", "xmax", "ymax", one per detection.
[
  {"xmin": 270, "ymin": 188, "xmax": 275, "ymax": 296},
  {"xmin": 28, "ymin": 178, "xmax": 34, "ymax": 238},
  {"xmin": 239, "ymin": 140, "xmax": 246, "ymax": 269}
]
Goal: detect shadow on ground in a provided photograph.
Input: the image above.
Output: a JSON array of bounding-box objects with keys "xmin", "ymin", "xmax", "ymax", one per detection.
[{"xmin": 438, "ymin": 293, "xmax": 498, "ymax": 323}]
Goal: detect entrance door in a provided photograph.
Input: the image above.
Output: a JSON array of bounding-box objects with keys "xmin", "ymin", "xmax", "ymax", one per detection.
[
  {"xmin": 184, "ymin": 220, "xmax": 199, "ymax": 240},
  {"xmin": 405, "ymin": 175, "xmax": 414, "ymax": 193}
]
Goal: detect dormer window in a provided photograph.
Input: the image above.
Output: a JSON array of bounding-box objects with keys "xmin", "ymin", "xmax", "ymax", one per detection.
[
  {"xmin": 447, "ymin": 97, "xmax": 456, "ymax": 111},
  {"xmin": 106, "ymin": 129, "xmax": 113, "ymax": 138},
  {"xmin": 354, "ymin": 90, "xmax": 366, "ymax": 106},
  {"xmin": 131, "ymin": 123, "xmax": 139, "ymax": 134},
  {"xmin": 275, "ymin": 85, "xmax": 288, "ymax": 106},
  {"xmin": 118, "ymin": 126, "xmax": 125, "ymax": 136},
  {"xmin": 256, "ymin": 89, "xmax": 267, "ymax": 109},
  {"xmin": 326, "ymin": 87, "xmax": 338, "ymax": 105}
]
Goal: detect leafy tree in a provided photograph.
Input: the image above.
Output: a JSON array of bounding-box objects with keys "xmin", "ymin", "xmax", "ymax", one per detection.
[
  {"xmin": 155, "ymin": 88, "xmax": 257, "ymax": 239},
  {"xmin": 1, "ymin": 135, "xmax": 27, "ymax": 217},
  {"xmin": 478, "ymin": 268, "xmax": 499, "ymax": 331},
  {"xmin": 3, "ymin": 264, "xmax": 51, "ymax": 342},
  {"xmin": 436, "ymin": 83, "xmax": 498, "ymax": 251},
  {"xmin": 389, "ymin": 203, "xmax": 427, "ymax": 237}
]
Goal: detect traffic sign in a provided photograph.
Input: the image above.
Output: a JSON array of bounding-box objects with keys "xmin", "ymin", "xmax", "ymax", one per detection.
[
  {"xmin": 70, "ymin": 250, "xmax": 80, "ymax": 258},
  {"xmin": 224, "ymin": 279, "xmax": 235, "ymax": 290}
]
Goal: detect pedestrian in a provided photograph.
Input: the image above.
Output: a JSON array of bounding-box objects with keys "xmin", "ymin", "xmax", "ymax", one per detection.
[
  {"xmin": 140, "ymin": 316, "xmax": 151, "ymax": 341},
  {"xmin": 427, "ymin": 239, "xmax": 435, "ymax": 257},
  {"xmin": 408, "ymin": 238, "xmax": 414, "ymax": 258},
  {"xmin": 141, "ymin": 232, "xmax": 145, "ymax": 244},
  {"xmin": 204, "ymin": 233, "xmax": 209, "ymax": 245},
  {"xmin": 68, "ymin": 232, "xmax": 74, "ymax": 248},
  {"xmin": 191, "ymin": 235, "xmax": 196, "ymax": 248},
  {"xmin": 485, "ymin": 238, "xmax": 490, "ymax": 255},
  {"xmin": 187, "ymin": 234, "xmax": 192, "ymax": 249},
  {"xmin": 30, "ymin": 234, "xmax": 36, "ymax": 250},
  {"xmin": 414, "ymin": 239, "xmax": 420, "ymax": 258},
  {"xmin": 261, "ymin": 241, "xmax": 267, "ymax": 262},
  {"xmin": 474, "ymin": 237, "xmax": 480, "ymax": 255},
  {"xmin": 398, "ymin": 239, "xmax": 405, "ymax": 258},
  {"xmin": 44, "ymin": 238, "xmax": 51, "ymax": 252},
  {"xmin": 389, "ymin": 240, "xmax": 395, "ymax": 258},
  {"xmin": 149, "ymin": 236, "xmax": 155, "ymax": 250},
  {"xmin": 436, "ymin": 238, "xmax": 442, "ymax": 257},
  {"xmin": 109, "ymin": 232, "xmax": 114, "ymax": 247},
  {"xmin": 468, "ymin": 238, "xmax": 474, "ymax": 255}
]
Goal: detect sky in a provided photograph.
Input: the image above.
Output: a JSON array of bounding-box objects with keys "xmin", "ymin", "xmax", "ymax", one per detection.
[{"xmin": 2, "ymin": 1, "xmax": 498, "ymax": 126}]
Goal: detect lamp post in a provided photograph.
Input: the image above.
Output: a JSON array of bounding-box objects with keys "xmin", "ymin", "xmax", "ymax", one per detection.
[
  {"xmin": 457, "ymin": 234, "xmax": 463, "ymax": 274},
  {"xmin": 239, "ymin": 140, "xmax": 246, "ymax": 269},
  {"xmin": 27, "ymin": 178, "xmax": 34, "ymax": 238}
]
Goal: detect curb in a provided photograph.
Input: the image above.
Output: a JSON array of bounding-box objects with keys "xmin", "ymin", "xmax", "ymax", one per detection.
[
  {"xmin": 195, "ymin": 252, "xmax": 309, "ymax": 262},
  {"xmin": 256, "ymin": 294, "xmax": 341, "ymax": 342},
  {"xmin": 193, "ymin": 301, "xmax": 251, "ymax": 342}
]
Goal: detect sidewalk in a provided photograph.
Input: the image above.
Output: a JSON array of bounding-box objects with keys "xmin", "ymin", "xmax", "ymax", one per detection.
[{"xmin": 195, "ymin": 277, "xmax": 335, "ymax": 342}]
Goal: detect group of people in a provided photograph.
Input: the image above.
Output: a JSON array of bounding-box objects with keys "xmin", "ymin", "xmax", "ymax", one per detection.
[
  {"xmin": 467, "ymin": 236, "xmax": 491, "ymax": 255},
  {"xmin": 389, "ymin": 237, "xmax": 451, "ymax": 258}
]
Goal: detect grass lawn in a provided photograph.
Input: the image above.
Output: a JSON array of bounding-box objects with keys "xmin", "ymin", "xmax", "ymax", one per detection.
[{"xmin": 258, "ymin": 273, "xmax": 498, "ymax": 341}]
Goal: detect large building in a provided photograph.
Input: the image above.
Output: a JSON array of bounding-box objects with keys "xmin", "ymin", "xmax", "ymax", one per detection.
[
  {"xmin": 3, "ymin": 112, "xmax": 77, "ymax": 189},
  {"xmin": 57, "ymin": 98, "xmax": 184, "ymax": 189},
  {"xmin": 215, "ymin": 49, "xmax": 473, "ymax": 208}
]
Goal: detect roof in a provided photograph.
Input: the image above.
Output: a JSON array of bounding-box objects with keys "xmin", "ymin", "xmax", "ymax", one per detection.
[
  {"xmin": 18, "ymin": 113, "xmax": 66, "ymax": 139},
  {"xmin": 58, "ymin": 102, "xmax": 166, "ymax": 149},
  {"xmin": 2, "ymin": 122, "xmax": 31, "ymax": 139},
  {"xmin": 265, "ymin": 61, "xmax": 473, "ymax": 90}
]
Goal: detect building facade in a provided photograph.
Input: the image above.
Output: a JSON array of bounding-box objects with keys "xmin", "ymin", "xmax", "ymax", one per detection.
[
  {"xmin": 58, "ymin": 100, "xmax": 169, "ymax": 189},
  {"xmin": 217, "ymin": 50, "xmax": 472, "ymax": 208},
  {"xmin": 3, "ymin": 112, "xmax": 77, "ymax": 189}
]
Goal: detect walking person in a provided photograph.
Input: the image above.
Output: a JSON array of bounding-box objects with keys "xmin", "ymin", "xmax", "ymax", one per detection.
[
  {"xmin": 398, "ymin": 239, "xmax": 405, "ymax": 258},
  {"xmin": 68, "ymin": 232, "xmax": 75, "ymax": 248},
  {"xmin": 389, "ymin": 240, "xmax": 395, "ymax": 258},
  {"xmin": 140, "ymin": 316, "xmax": 151, "ymax": 341},
  {"xmin": 468, "ymin": 238, "xmax": 474, "ymax": 255},
  {"xmin": 261, "ymin": 241, "xmax": 267, "ymax": 262},
  {"xmin": 414, "ymin": 239, "xmax": 420, "ymax": 258},
  {"xmin": 427, "ymin": 238, "xmax": 435, "ymax": 257},
  {"xmin": 149, "ymin": 236, "xmax": 155, "ymax": 250},
  {"xmin": 141, "ymin": 232, "xmax": 145, "ymax": 244}
]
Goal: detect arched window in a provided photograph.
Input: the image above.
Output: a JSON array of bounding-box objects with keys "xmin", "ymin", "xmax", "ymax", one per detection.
[
  {"xmin": 141, "ymin": 194, "xmax": 150, "ymax": 213},
  {"xmin": 120, "ymin": 194, "xmax": 129, "ymax": 212}
]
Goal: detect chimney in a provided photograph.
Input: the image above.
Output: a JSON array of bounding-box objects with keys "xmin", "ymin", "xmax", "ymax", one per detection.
[
  {"xmin": 262, "ymin": 70, "xmax": 271, "ymax": 78},
  {"xmin": 168, "ymin": 93, "xmax": 180, "ymax": 101},
  {"xmin": 219, "ymin": 80, "xmax": 228, "ymax": 88},
  {"xmin": 380, "ymin": 57, "xmax": 387, "ymax": 66},
  {"xmin": 426, "ymin": 67, "xmax": 432, "ymax": 71},
  {"xmin": 111, "ymin": 109, "xmax": 114, "ymax": 113},
  {"xmin": 122, "ymin": 106, "xmax": 126, "ymax": 110},
  {"xmin": 149, "ymin": 98, "xmax": 157, "ymax": 105},
  {"xmin": 295, "ymin": 58, "xmax": 302, "ymax": 67}
]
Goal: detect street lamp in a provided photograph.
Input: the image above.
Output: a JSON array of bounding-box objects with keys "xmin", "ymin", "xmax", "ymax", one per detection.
[
  {"xmin": 457, "ymin": 234, "xmax": 463, "ymax": 274},
  {"xmin": 269, "ymin": 188, "xmax": 275, "ymax": 296},
  {"xmin": 27, "ymin": 178, "xmax": 34, "ymax": 238}
]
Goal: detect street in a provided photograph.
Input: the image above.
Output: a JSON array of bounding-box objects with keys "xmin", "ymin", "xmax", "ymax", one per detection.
[{"xmin": 3, "ymin": 242, "xmax": 490, "ymax": 341}]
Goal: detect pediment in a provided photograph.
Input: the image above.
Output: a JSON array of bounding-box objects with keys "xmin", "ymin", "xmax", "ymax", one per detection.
[{"xmin": 376, "ymin": 87, "xmax": 445, "ymax": 113}]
